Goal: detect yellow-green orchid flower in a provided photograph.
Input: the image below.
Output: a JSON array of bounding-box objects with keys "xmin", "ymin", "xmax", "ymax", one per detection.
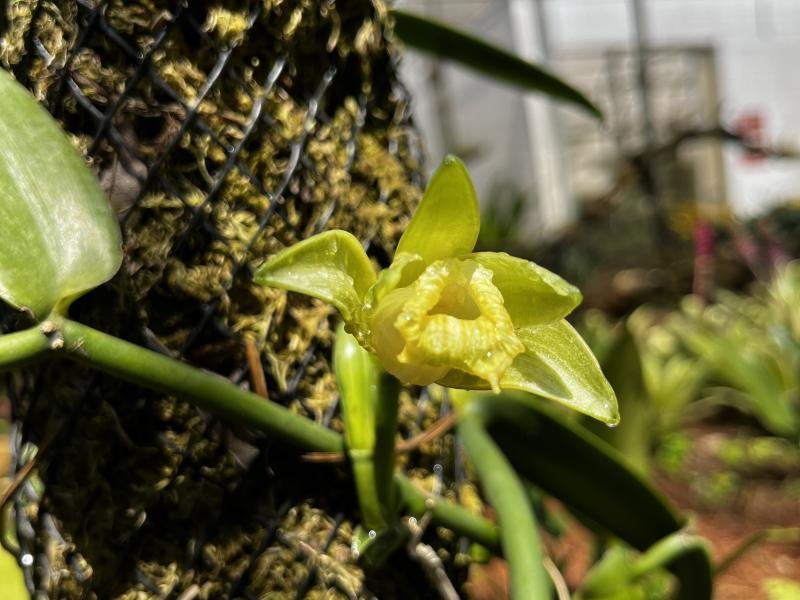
[{"xmin": 256, "ymin": 156, "xmax": 618, "ymax": 423}]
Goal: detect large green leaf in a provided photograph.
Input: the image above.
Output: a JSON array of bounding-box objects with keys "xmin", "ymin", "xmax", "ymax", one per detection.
[
  {"xmin": 464, "ymin": 394, "xmax": 714, "ymax": 600},
  {"xmin": 0, "ymin": 69, "xmax": 122, "ymax": 320},
  {"xmin": 391, "ymin": 10, "xmax": 602, "ymax": 119}
]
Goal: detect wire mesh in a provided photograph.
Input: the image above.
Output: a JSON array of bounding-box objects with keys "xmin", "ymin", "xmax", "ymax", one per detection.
[{"xmin": 0, "ymin": 1, "xmax": 469, "ymax": 597}]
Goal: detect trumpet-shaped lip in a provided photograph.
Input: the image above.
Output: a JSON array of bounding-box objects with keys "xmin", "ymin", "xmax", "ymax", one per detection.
[{"xmin": 371, "ymin": 258, "xmax": 523, "ymax": 391}]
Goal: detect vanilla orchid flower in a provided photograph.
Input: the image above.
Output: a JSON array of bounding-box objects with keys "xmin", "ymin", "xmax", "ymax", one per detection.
[{"xmin": 256, "ymin": 156, "xmax": 618, "ymax": 423}]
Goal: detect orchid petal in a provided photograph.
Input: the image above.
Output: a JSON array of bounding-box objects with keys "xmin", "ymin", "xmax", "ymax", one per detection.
[
  {"xmin": 439, "ymin": 320, "xmax": 619, "ymax": 424},
  {"xmin": 395, "ymin": 155, "xmax": 480, "ymax": 264},
  {"xmin": 370, "ymin": 285, "xmax": 451, "ymax": 385},
  {"xmin": 504, "ymin": 321, "xmax": 619, "ymax": 424},
  {"xmin": 364, "ymin": 251, "xmax": 425, "ymax": 311},
  {"xmin": 467, "ymin": 252, "xmax": 581, "ymax": 326},
  {"xmin": 255, "ymin": 230, "xmax": 375, "ymax": 324}
]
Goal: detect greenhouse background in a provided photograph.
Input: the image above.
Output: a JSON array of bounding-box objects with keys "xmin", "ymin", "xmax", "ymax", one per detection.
[{"xmin": 400, "ymin": 0, "xmax": 800, "ymax": 235}]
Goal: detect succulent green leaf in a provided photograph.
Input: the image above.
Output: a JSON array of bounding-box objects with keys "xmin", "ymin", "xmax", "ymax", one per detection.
[
  {"xmin": 391, "ymin": 10, "xmax": 602, "ymax": 119},
  {"xmin": 0, "ymin": 69, "xmax": 122, "ymax": 319},
  {"xmin": 255, "ymin": 230, "xmax": 375, "ymax": 323},
  {"xmin": 395, "ymin": 155, "xmax": 480, "ymax": 265},
  {"xmin": 466, "ymin": 394, "xmax": 682, "ymax": 549},
  {"xmin": 464, "ymin": 395, "xmax": 714, "ymax": 600},
  {"xmin": 468, "ymin": 252, "xmax": 582, "ymax": 326},
  {"xmin": 458, "ymin": 414, "xmax": 551, "ymax": 598},
  {"xmin": 504, "ymin": 320, "xmax": 619, "ymax": 424}
]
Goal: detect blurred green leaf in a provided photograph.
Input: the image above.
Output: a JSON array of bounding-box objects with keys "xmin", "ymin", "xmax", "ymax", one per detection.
[
  {"xmin": 583, "ymin": 321, "xmax": 652, "ymax": 474},
  {"xmin": 628, "ymin": 307, "xmax": 707, "ymax": 424},
  {"xmin": 0, "ymin": 69, "xmax": 122, "ymax": 320},
  {"xmin": 764, "ymin": 578, "xmax": 800, "ymax": 600},
  {"xmin": 670, "ymin": 286, "xmax": 800, "ymax": 440},
  {"xmin": 391, "ymin": 10, "xmax": 602, "ymax": 119},
  {"xmin": 466, "ymin": 393, "xmax": 713, "ymax": 600}
]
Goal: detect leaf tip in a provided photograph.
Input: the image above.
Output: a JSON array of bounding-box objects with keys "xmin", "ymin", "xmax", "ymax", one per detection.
[
  {"xmin": 440, "ymin": 154, "xmax": 469, "ymax": 176},
  {"xmin": 600, "ymin": 393, "xmax": 621, "ymax": 426}
]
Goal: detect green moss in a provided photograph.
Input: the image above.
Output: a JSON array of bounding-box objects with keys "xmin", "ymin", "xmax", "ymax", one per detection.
[{"xmin": 1, "ymin": 0, "xmax": 475, "ymax": 597}]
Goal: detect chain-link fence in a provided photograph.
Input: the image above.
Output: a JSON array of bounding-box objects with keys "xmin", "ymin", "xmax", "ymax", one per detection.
[{"xmin": 0, "ymin": 1, "xmax": 470, "ymax": 597}]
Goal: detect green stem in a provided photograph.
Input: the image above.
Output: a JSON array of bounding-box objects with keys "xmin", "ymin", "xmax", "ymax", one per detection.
[
  {"xmin": 351, "ymin": 449, "xmax": 386, "ymax": 530},
  {"xmin": 628, "ymin": 531, "xmax": 713, "ymax": 600},
  {"xmin": 631, "ymin": 532, "xmax": 710, "ymax": 579},
  {"xmin": 334, "ymin": 327, "xmax": 400, "ymax": 531},
  {"xmin": 55, "ymin": 317, "xmax": 343, "ymax": 453},
  {"xmin": 395, "ymin": 474, "xmax": 500, "ymax": 550},
  {"xmin": 458, "ymin": 412, "xmax": 551, "ymax": 599},
  {"xmin": 44, "ymin": 317, "xmax": 499, "ymax": 547},
  {"xmin": 0, "ymin": 325, "xmax": 52, "ymax": 370},
  {"xmin": 373, "ymin": 372, "xmax": 400, "ymax": 522}
]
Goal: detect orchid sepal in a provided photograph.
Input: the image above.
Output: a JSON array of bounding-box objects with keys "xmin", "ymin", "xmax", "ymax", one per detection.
[
  {"xmin": 254, "ymin": 229, "xmax": 375, "ymax": 325},
  {"xmin": 395, "ymin": 155, "xmax": 480, "ymax": 264}
]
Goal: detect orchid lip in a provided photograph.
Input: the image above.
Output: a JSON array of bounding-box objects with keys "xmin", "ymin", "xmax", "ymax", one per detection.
[{"xmin": 370, "ymin": 258, "xmax": 523, "ymax": 391}]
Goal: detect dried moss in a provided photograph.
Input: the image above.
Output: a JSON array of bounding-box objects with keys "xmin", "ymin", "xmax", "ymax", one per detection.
[{"xmin": 1, "ymin": 0, "xmax": 479, "ymax": 597}]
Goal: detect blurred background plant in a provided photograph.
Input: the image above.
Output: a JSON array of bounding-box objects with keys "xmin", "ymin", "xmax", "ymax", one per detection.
[{"xmin": 669, "ymin": 265, "xmax": 800, "ymax": 442}]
